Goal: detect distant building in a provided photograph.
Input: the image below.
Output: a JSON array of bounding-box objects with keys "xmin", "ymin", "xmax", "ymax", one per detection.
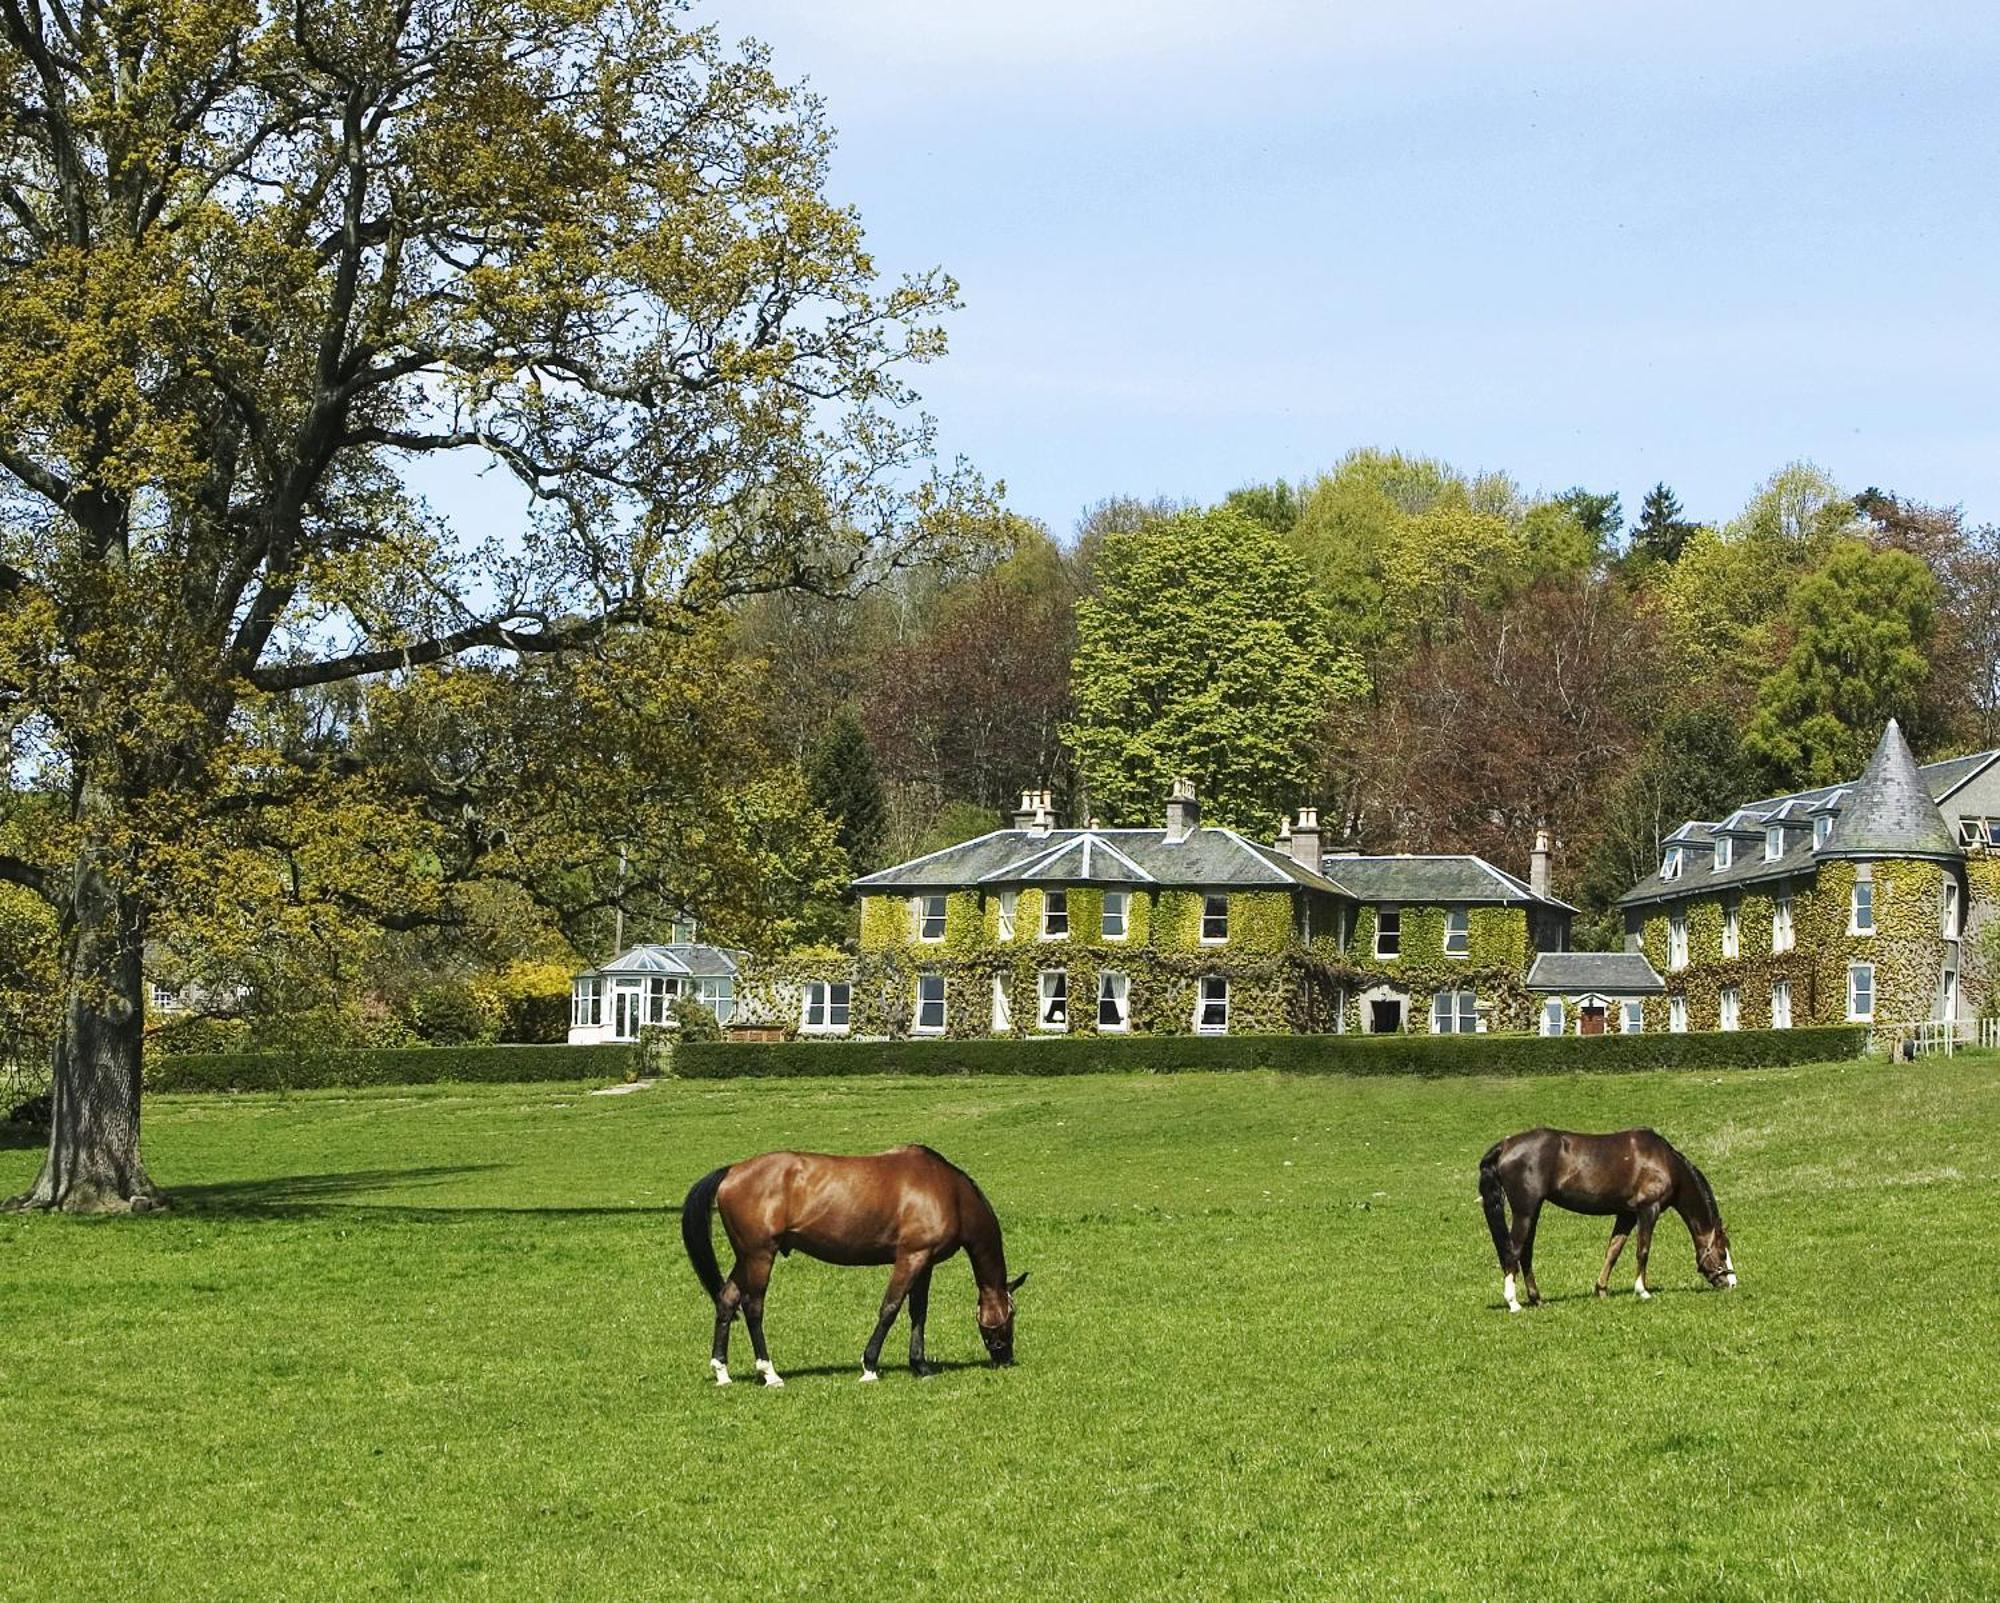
[
  {"xmin": 1617, "ymin": 721, "xmax": 2000, "ymax": 1032},
  {"xmin": 567, "ymin": 921, "xmax": 746, "ymax": 1044},
  {"xmin": 736, "ymin": 781, "xmax": 1600, "ymax": 1039}
]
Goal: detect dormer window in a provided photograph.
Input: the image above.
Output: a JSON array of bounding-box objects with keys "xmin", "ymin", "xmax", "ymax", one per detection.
[
  {"xmin": 1814, "ymin": 815, "xmax": 1832, "ymax": 849},
  {"xmin": 1765, "ymin": 825, "xmax": 1784, "ymax": 862},
  {"xmin": 1661, "ymin": 846, "xmax": 1684, "ymax": 881},
  {"xmin": 1712, "ymin": 837, "xmax": 1732, "ymax": 871}
]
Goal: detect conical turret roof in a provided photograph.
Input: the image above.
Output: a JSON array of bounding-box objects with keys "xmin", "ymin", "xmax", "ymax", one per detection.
[{"xmin": 1820, "ymin": 720, "xmax": 1961, "ymax": 862}]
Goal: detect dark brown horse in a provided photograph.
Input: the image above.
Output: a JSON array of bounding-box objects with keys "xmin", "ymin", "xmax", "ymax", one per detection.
[
  {"xmin": 680, "ymin": 1144, "xmax": 1026, "ymax": 1386},
  {"xmin": 1478, "ymin": 1127, "xmax": 1735, "ymax": 1312}
]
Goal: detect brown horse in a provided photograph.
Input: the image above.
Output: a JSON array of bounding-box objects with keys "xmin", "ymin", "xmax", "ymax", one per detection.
[
  {"xmin": 1478, "ymin": 1127, "xmax": 1735, "ymax": 1312},
  {"xmin": 680, "ymin": 1144, "xmax": 1026, "ymax": 1386}
]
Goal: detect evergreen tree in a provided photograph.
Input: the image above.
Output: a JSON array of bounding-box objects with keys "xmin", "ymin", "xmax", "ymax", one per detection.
[
  {"xmin": 809, "ymin": 712, "xmax": 888, "ymax": 874},
  {"xmin": 1631, "ymin": 482, "xmax": 1697, "ymax": 564}
]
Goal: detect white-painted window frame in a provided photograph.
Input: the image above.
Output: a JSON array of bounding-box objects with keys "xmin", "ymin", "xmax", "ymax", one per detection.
[
  {"xmin": 1722, "ymin": 902, "xmax": 1740, "ymax": 959},
  {"xmin": 1037, "ymin": 969, "xmax": 1069, "ymax": 1032},
  {"xmin": 1097, "ymin": 971, "xmax": 1130, "ymax": 1032},
  {"xmin": 802, "ymin": 980, "xmax": 851, "ymax": 1034},
  {"xmin": 1669, "ymin": 995, "xmax": 1688, "ymax": 1034},
  {"xmin": 1712, "ymin": 836, "xmax": 1732, "ymax": 871},
  {"xmin": 1668, "ymin": 911, "xmax": 1689, "ymax": 972},
  {"xmin": 1771, "ymin": 981, "xmax": 1791, "ymax": 1030},
  {"xmin": 1661, "ymin": 846, "xmax": 1684, "ymax": 881},
  {"xmin": 1443, "ymin": 905, "xmax": 1470, "ymax": 957},
  {"xmin": 914, "ymin": 973, "xmax": 947, "ymax": 1034},
  {"xmin": 1719, "ymin": 986, "xmax": 1740, "ymax": 1031},
  {"xmin": 1765, "ymin": 825, "xmax": 1784, "ymax": 862},
  {"xmin": 1374, "ymin": 905, "xmax": 1401, "ymax": 959},
  {"xmin": 1430, "ymin": 989, "xmax": 1477, "ymax": 1035},
  {"xmin": 916, "ymin": 893, "xmax": 948, "ymax": 943},
  {"xmin": 996, "ymin": 891, "xmax": 1017, "ymax": 943},
  {"xmin": 1943, "ymin": 880, "xmax": 1962, "ymax": 941},
  {"xmin": 1041, "ymin": 889, "xmax": 1069, "ymax": 940},
  {"xmin": 1620, "ymin": 1000, "xmax": 1644, "ymax": 1034},
  {"xmin": 1849, "ymin": 880, "xmax": 1874, "ymax": 936},
  {"xmin": 1772, "ymin": 896, "xmax": 1794, "ymax": 953},
  {"xmin": 1541, "ymin": 998, "xmax": 1564, "ymax": 1037},
  {"xmin": 990, "ymin": 975, "xmax": 1011, "ymax": 1034},
  {"xmin": 1195, "ymin": 975, "xmax": 1229, "ymax": 1035},
  {"xmin": 1200, "ymin": 894, "xmax": 1229, "ymax": 945},
  {"xmin": 1847, "ymin": 962, "xmax": 1875, "ymax": 1022},
  {"xmin": 1102, "ymin": 891, "xmax": 1129, "ymax": 942}
]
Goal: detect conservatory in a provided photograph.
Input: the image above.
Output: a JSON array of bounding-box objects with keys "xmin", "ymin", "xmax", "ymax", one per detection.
[{"xmin": 567, "ymin": 938, "xmax": 744, "ymax": 1044}]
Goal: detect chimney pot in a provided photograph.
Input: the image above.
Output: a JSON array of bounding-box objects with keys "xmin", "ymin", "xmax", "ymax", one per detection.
[
  {"xmin": 1530, "ymin": 827, "xmax": 1553, "ymax": 899},
  {"xmin": 1165, "ymin": 778, "xmax": 1201, "ymax": 842},
  {"xmin": 1289, "ymin": 806, "xmax": 1323, "ymax": 872}
]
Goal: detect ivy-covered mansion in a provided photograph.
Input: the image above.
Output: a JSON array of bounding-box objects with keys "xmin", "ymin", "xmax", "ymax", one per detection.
[
  {"xmin": 1617, "ymin": 720, "xmax": 2000, "ymax": 1033},
  {"xmin": 736, "ymin": 781, "xmax": 1616, "ymax": 1040}
]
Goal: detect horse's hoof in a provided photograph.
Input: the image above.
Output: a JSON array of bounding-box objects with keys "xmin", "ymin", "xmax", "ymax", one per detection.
[
  {"xmin": 859, "ymin": 1369, "xmax": 880, "ymax": 1384},
  {"xmin": 756, "ymin": 1363, "xmax": 784, "ymax": 1388},
  {"xmin": 711, "ymin": 1367, "xmax": 731, "ymax": 1387},
  {"xmin": 1506, "ymin": 1303, "xmax": 1522, "ymax": 1314}
]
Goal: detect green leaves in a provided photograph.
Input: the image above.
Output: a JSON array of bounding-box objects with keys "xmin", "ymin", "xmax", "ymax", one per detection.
[{"xmin": 1065, "ymin": 509, "xmax": 1364, "ymax": 830}]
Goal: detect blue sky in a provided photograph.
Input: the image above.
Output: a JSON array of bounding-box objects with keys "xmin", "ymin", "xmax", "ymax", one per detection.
[{"xmin": 717, "ymin": 0, "xmax": 2000, "ymax": 538}]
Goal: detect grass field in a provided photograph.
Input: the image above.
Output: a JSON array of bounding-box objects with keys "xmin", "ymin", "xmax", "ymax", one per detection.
[{"xmin": 3, "ymin": 1057, "xmax": 1997, "ymax": 1602}]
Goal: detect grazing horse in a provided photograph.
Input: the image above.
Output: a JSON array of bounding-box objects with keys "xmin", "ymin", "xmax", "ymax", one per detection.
[
  {"xmin": 1478, "ymin": 1127, "xmax": 1736, "ymax": 1312},
  {"xmin": 680, "ymin": 1144, "xmax": 1027, "ymax": 1386}
]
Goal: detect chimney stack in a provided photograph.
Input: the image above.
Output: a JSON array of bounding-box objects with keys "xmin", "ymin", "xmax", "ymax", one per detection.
[
  {"xmin": 1530, "ymin": 827, "xmax": 1553, "ymax": 899},
  {"xmin": 1013, "ymin": 788, "xmax": 1056, "ymax": 836},
  {"xmin": 1290, "ymin": 807, "xmax": 1322, "ymax": 872},
  {"xmin": 1165, "ymin": 776, "xmax": 1201, "ymax": 842}
]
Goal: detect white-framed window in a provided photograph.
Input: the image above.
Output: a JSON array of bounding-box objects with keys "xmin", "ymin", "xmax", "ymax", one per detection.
[
  {"xmin": 1430, "ymin": 989, "xmax": 1477, "ymax": 1034},
  {"xmin": 914, "ymin": 973, "xmax": 946, "ymax": 1033},
  {"xmin": 149, "ymin": 982, "xmax": 184, "ymax": 1013},
  {"xmin": 802, "ymin": 981, "xmax": 851, "ymax": 1033},
  {"xmin": 1772, "ymin": 896, "xmax": 1794, "ymax": 953},
  {"xmin": 646, "ymin": 976, "xmax": 676, "ymax": 1026},
  {"xmin": 1713, "ymin": 836, "xmax": 1732, "ymax": 871},
  {"xmin": 1102, "ymin": 891, "xmax": 1129, "ymax": 942},
  {"xmin": 1443, "ymin": 906, "xmax": 1469, "ymax": 956},
  {"xmin": 1661, "ymin": 846, "xmax": 1683, "ymax": 880},
  {"xmin": 702, "ymin": 980, "xmax": 737, "ymax": 1026},
  {"xmin": 1200, "ymin": 894, "xmax": 1229, "ymax": 944},
  {"xmin": 1621, "ymin": 1000, "xmax": 1644, "ymax": 1034},
  {"xmin": 1540, "ymin": 998, "xmax": 1565, "ymax": 1037},
  {"xmin": 1943, "ymin": 880, "xmax": 1962, "ymax": 940},
  {"xmin": 1719, "ymin": 987, "xmax": 1740, "ymax": 1031},
  {"xmin": 990, "ymin": 975, "xmax": 1012, "ymax": 1034},
  {"xmin": 1771, "ymin": 981, "xmax": 1792, "ymax": 1029},
  {"xmin": 1196, "ymin": 976, "xmax": 1230, "ymax": 1035},
  {"xmin": 669, "ymin": 916, "xmax": 699, "ymax": 945},
  {"xmin": 1041, "ymin": 889, "xmax": 1069, "ymax": 939},
  {"xmin": 571, "ymin": 977, "xmax": 603, "ymax": 1028},
  {"xmin": 1375, "ymin": 906, "xmax": 1401, "ymax": 958},
  {"xmin": 1669, "ymin": 995, "xmax": 1688, "ymax": 1034},
  {"xmin": 1038, "ymin": 970, "xmax": 1069, "ymax": 1031},
  {"xmin": 1668, "ymin": 911, "xmax": 1688, "ymax": 972},
  {"xmin": 1850, "ymin": 879, "xmax": 1874, "ymax": 935},
  {"xmin": 916, "ymin": 894, "xmax": 947, "ymax": 943},
  {"xmin": 1722, "ymin": 902, "xmax": 1740, "ymax": 959},
  {"xmin": 1847, "ymin": 962, "xmax": 1875, "ymax": 1022},
  {"xmin": 1765, "ymin": 824, "xmax": 1784, "ymax": 862},
  {"xmin": 1814, "ymin": 815, "xmax": 1833, "ymax": 849},
  {"xmin": 1097, "ymin": 971, "xmax": 1130, "ymax": 1032},
  {"xmin": 996, "ymin": 891, "xmax": 1017, "ymax": 943}
]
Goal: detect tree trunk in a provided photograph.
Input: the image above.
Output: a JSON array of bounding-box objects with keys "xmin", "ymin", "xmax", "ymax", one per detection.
[{"xmin": 5, "ymin": 847, "xmax": 161, "ymax": 1214}]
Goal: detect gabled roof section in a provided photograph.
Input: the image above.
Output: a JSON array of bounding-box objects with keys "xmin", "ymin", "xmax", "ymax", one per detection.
[
  {"xmin": 1818, "ymin": 719, "xmax": 1961, "ymax": 863},
  {"xmin": 1526, "ymin": 951, "xmax": 1666, "ymax": 995},
  {"xmin": 852, "ymin": 824, "xmax": 1346, "ymax": 893},
  {"xmin": 1317, "ymin": 854, "xmax": 1576, "ymax": 912},
  {"xmin": 589, "ymin": 943, "xmax": 744, "ymax": 979}
]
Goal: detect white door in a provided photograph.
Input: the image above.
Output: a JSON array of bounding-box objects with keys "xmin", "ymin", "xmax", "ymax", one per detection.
[{"xmin": 613, "ymin": 982, "xmax": 642, "ymax": 1040}]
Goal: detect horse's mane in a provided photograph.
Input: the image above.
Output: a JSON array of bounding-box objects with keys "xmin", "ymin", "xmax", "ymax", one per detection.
[
  {"xmin": 918, "ymin": 1145, "xmax": 988, "ymax": 1202},
  {"xmin": 1682, "ymin": 1154, "xmax": 1721, "ymax": 1226}
]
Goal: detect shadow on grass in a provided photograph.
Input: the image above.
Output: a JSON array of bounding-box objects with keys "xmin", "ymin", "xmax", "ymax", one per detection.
[
  {"xmin": 1, "ymin": 1122, "xmax": 46, "ymax": 1152},
  {"xmin": 167, "ymin": 1165, "xmax": 662, "ymax": 1222},
  {"xmin": 717, "ymin": 1359, "xmax": 997, "ymax": 1382}
]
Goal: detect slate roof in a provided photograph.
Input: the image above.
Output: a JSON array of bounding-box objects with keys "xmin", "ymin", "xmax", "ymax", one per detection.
[
  {"xmin": 1525, "ymin": 951, "xmax": 1666, "ymax": 995},
  {"xmin": 587, "ymin": 942, "xmax": 744, "ymax": 979},
  {"xmin": 850, "ymin": 826, "xmax": 1349, "ymax": 894},
  {"xmin": 1621, "ymin": 720, "xmax": 1981, "ymax": 909},
  {"xmin": 1318, "ymin": 854, "xmax": 1576, "ymax": 911}
]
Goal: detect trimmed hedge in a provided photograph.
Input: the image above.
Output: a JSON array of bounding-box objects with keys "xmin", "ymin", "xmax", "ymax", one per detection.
[
  {"xmin": 674, "ymin": 1025, "xmax": 1869, "ymax": 1080},
  {"xmin": 150, "ymin": 1042, "xmax": 637, "ymax": 1093}
]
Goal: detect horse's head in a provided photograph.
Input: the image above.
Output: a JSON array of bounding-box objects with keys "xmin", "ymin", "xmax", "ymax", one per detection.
[
  {"xmin": 978, "ymin": 1271, "xmax": 1029, "ymax": 1365},
  {"xmin": 1694, "ymin": 1223, "xmax": 1736, "ymax": 1289}
]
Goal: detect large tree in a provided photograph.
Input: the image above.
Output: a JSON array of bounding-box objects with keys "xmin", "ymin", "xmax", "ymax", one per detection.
[
  {"xmin": 0, "ymin": 0, "xmax": 975, "ymax": 1210},
  {"xmin": 1066, "ymin": 509, "xmax": 1364, "ymax": 831}
]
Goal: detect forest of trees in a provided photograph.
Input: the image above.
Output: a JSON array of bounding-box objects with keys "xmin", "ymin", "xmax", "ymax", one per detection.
[{"xmin": 757, "ymin": 454, "xmax": 2000, "ymax": 950}]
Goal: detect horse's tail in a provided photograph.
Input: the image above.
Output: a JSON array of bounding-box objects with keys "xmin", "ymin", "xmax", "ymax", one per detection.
[
  {"xmin": 680, "ymin": 1165, "xmax": 731, "ymax": 1301},
  {"xmin": 1478, "ymin": 1142, "xmax": 1512, "ymax": 1267}
]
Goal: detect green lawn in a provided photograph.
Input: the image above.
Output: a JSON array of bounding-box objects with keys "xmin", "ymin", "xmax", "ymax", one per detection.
[{"xmin": 3, "ymin": 1057, "xmax": 1997, "ymax": 1602}]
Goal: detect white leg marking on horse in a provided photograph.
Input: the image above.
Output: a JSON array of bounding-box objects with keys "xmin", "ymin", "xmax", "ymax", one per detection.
[
  {"xmin": 1635, "ymin": 1275, "xmax": 1650, "ymax": 1301},
  {"xmin": 859, "ymin": 1368, "xmax": 880, "ymax": 1384},
  {"xmin": 1504, "ymin": 1273, "xmax": 1521, "ymax": 1313},
  {"xmin": 711, "ymin": 1358, "xmax": 731, "ymax": 1386},
  {"xmin": 756, "ymin": 1360, "xmax": 784, "ymax": 1388}
]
